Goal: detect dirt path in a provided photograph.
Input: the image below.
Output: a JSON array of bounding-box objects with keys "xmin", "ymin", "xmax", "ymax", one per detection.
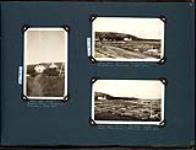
[{"xmin": 31, "ymin": 74, "xmax": 43, "ymax": 96}]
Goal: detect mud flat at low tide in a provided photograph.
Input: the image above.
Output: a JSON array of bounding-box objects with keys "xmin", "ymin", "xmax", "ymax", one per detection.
[{"xmin": 91, "ymin": 80, "xmax": 165, "ymax": 125}]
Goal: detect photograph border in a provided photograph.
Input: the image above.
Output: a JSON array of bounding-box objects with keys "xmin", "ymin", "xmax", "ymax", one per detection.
[
  {"xmin": 22, "ymin": 26, "xmax": 69, "ymax": 101},
  {"xmin": 90, "ymin": 16, "xmax": 166, "ymax": 63},
  {"xmin": 90, "ymin": 78, "xmax": 166, "ymax": 126}
]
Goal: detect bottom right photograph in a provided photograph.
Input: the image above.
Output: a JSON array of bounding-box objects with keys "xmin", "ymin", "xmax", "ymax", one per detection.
[{"xmin": 91, "ymin": 79, "xmax": 165, "ymax": 125}]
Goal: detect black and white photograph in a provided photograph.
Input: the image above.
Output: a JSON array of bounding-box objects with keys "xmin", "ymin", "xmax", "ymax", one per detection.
[
  {"xmin": 92, "ymin": 17, "xmax": 165, "ymax": 62},
  {"xmin": 23, "ymin": 28, "xmax": 68, "ymax": 100},
  {"xmin": 91, "ymin": 80, "xmax": 165, "ymax": 125}
]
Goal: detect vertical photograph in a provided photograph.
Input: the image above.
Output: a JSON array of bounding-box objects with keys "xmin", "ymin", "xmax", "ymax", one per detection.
[
  {"xmin": 92, "ymin": 17, "xmax": 165, "ymax": 62},
  {"xmin": 23, "ymin": 27, "xmax": 68, "ymax": 100},
  {"xmin": 91, "ymin": 80, "xmax": 165, "ymax": 125}
]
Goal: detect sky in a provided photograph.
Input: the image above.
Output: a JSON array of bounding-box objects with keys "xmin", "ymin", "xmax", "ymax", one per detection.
[
  {"xmin": 93, "ymin": 80, "xmax": 164, "ymax": 99},
  {"xmin": 26, "ymin": 29, "xmax": 67, "ymax": 65},
  {"xmin": 93, "ymin": 17, "xmax": 164, "ymax": 40}
]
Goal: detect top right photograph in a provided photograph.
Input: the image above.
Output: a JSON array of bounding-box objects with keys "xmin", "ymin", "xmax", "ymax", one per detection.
[{"xmin": 92, "ymin": 17, "xmax": 165, "ymax": 62}]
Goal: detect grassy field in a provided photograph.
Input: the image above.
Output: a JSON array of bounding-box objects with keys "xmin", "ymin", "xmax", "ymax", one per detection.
[
  {"xmin": 27, "ymin": 75, "xmax": 65, "ymax": 97},
  {"xmin": 26, "ymin": 63, "xmax": 65, "ymax": 97},
  {"xmin": 95, "ymin": 98, "xmax": 161, "ymax": 121}
]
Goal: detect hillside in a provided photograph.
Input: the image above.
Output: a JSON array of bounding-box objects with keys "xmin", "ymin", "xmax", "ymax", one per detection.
[
  {"xmin": 95, "ymin": 92, "xmax": 139, "ymax": 101},
  {"xmin": 95, "ymin": 32, "xmax": 161, "ymax": 42}
]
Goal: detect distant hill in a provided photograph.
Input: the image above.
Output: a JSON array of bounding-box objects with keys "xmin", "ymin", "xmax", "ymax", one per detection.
[
  {"xmin": 95, "ymin": 32, "xmax": 160, "ymax": 42},
  {"xmin": 95, "ymin": 92, "xmax": 139, "ymax": 101}
]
